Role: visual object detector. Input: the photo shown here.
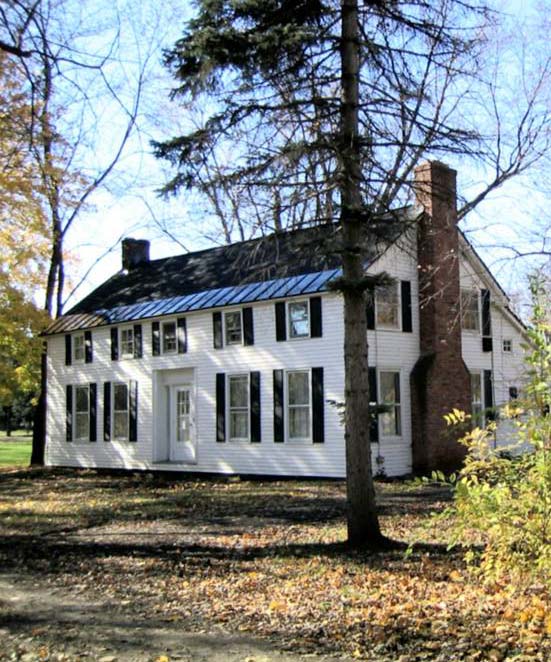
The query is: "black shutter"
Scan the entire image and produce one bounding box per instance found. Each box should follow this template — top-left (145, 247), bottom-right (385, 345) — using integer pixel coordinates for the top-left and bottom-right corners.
top-left (482, 337), bottom-right (493, 352)
top-left (401, 281), bottom-right (413, 333)
top-left (66, 385), bottom-right (73, 441)
top-left (133, 324), bottom-right (143, 358)
top-left (310, 297), bottom-right (322, 338)
top-left (213, 312), bottom-right (223, 349)
top-left (152, 321), bottom-right (161, 356)
top-left (484, 370), bottom-right (495, 421)
top-left (216, 373), bottom-right (226, 441)
top-left (275, 302), bottom-right (286, 341)
top-left (129, 380), bottom-right (138, 441)
top-left (110, 328), bottom-right (119, 361)
top-left (65, 335), bottom-right (72, 365)
top-left (366, 286), bottom-right (375, 330)
top-left (243, 307), bottom-right (254, 346)
top-left (103, 382), bottom-right (111, 441)
top-left (273, 369), bottom-right (284, 442)
top-left (311, 367), bottom-right (325, 443)
top-left (84, 331), bottom-right (93, 363)
top-left (368, 367), bottom-right (379, 443)
top-left (89, 383), bottom-right (97, 442)
top-left (250, 371), bottom-right (261, 442)
top-left (481, 289), bottom-right (492, 352)
top-left (177, 317), bottom-right (187, 353)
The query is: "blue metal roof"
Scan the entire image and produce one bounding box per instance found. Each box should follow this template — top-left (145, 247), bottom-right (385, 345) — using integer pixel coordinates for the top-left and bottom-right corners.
top-left (44, 268), bottom-right (342, 335)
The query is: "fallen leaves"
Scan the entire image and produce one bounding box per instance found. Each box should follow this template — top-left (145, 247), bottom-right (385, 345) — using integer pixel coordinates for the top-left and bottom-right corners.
top-left (0, 470), bottom-right (549, 662)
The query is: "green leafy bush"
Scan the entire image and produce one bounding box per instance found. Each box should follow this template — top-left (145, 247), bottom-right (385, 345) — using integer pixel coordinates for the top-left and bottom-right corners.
top-left (445, 276), bottom-right (550, 588)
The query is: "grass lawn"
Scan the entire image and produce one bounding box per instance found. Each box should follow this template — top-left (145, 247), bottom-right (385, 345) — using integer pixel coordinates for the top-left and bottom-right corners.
top-left (0, 470), bottom-right (548, 661)
top-left (0, 430), bottom-right (31, 467)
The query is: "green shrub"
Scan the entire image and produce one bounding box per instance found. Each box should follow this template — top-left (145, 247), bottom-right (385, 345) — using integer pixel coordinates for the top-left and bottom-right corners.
top-left (444, 276), bottom-right (550, 588)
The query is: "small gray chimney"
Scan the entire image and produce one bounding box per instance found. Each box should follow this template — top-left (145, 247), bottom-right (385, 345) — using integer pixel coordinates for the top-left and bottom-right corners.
top-left (122, 238), bottom-right (150, 270)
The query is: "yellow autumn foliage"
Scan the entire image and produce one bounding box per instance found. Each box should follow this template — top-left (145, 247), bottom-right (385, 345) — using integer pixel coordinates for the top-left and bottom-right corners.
top-left (0, 53), bottom-right (51, 405)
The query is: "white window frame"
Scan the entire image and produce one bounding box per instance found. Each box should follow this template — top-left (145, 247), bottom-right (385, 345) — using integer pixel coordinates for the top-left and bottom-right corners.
top-left (287, 300), bottom-right (311, 339)
top-left (119, 327), bottom-right (134, 359)
top-left (378, 370), bottom-right (402, 438)
top-left (470, 371), bottom-right (483, 426)
top-left (112, 382), bottom-right (130, 441)
top-left (461, 289), bottom-right (480, 333)
top-left (375, 282), bottom-right (401, 330)
top-left (224, 310), bottom-right (243, 346)
top-left (162, 320), bottom-right (178, 354)
top-left (503, 339), bottom-right (512, 353)
top-left (73, 384), bottom-right (90, 442)
top-left (73, 333), bottom-right (85, 363)
top-left (227, 373), bottom-right (250, 441)
top-left (286, 369), bottom-right (312, 442)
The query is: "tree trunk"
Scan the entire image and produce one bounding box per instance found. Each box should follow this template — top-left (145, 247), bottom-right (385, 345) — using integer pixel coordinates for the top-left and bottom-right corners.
top-left (340, 0), bottom-right (383, 546)
top-left (4, 406), bottom-right (12, 436)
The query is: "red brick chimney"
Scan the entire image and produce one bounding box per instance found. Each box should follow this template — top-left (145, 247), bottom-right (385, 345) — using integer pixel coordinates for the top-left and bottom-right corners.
top-left (410, 161), bottom-right (471, 473)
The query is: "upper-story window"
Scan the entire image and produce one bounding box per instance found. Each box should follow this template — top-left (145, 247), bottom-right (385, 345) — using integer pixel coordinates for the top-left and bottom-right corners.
top-left (288, 301), bottom-right (310, 338)
top-left (224, 311), bottom-right (243, 345)
top-left (376, 283), bottom-right (400, 329)
top-left (120, 327), bottom-right (135, 358)
top-left (73, 334), bottom-right (85, 362)
top-left (461, 289), bottom-right (480, 331)
top-left (503, 339), bottom-right (512, 353)
top-left (162, 321), bottom-right (177, 354)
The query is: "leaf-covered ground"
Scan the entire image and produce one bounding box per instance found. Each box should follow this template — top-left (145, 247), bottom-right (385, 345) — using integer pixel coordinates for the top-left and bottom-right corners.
top-left (0, 468), bottom-right (548, 661)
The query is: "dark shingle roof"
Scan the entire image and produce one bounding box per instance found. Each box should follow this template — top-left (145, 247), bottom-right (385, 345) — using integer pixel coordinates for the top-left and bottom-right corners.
top-left (45, 221), bottom-right (403, 335)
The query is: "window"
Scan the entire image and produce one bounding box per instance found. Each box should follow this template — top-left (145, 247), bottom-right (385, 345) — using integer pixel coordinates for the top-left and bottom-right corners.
top-left (120, 328), bottom-right (134, 358)
top-left (74, 385), bottom-right (89, 440)
top-left (113, 383), bottom-right (129, 440)
top-left (228, 374), bottom-right (249, 440)
top-left (379, 371), bottom-right (401, 436)
top-left (162, 321), bottom-right (177, 354)
top-left (461, 289), bottom-right (480, 331)
top-left (503, 339), bottom-right (512, 353)
top-left (287, 370), bottom-right (311, 439)
top-left (471, 372), bottom-right (482, 424)
top-left (376, 283), bottom-right (400, 329)
top-left (73, 334), bottom-right (85, 362)
top-left (288, 301), bottom-right (310, 338)
top-left (224, 311), bottom-right (242, 345)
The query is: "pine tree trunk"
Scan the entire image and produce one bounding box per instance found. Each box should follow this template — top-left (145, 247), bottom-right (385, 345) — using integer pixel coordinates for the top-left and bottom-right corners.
top-left (340, 0), bottom-right (383, 546)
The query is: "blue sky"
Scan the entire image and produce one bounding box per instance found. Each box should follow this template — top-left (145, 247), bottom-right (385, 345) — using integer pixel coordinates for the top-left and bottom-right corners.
top-left (62, 0), bottom-right (550, 315)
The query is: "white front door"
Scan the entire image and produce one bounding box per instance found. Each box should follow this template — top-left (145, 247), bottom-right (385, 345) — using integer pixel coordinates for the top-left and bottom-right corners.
top-left (170, 385), bottom-right (196, 462)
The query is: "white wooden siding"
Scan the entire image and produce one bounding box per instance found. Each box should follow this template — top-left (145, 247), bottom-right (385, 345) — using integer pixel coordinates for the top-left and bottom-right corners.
top-left (46, 232), bottom-right (526, 478)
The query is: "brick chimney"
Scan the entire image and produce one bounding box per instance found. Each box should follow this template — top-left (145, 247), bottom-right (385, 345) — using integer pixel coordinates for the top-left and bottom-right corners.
top-left (122, 238), bottom-right (150, 271)
top-left (410, 161), bottom-right (471, 473)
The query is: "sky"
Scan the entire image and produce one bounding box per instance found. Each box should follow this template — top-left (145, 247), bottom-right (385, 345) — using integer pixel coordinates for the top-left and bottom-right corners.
top-left (61, 0), bottom-right (550, 316)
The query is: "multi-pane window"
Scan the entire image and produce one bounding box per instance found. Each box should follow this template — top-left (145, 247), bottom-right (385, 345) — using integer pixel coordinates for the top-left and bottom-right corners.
top-left (228, 374), bottom-right (249, 440)
top-left (471, 372), bottom-right (482, 425)
top-left (74, 385), bottom-right (89, 440)
top-left (73, 334), bottom-right (85, 362)
top-left (224, 311), bottom-right (242, 345)
top-left (503, 339), bottom-right (512, 353)
top-left (113, 383), bottom-right (129, 440)
top-left (461, 289), bottom-right (480, 331)
top-left (120, 328), bottom-right (134, 358)
top-left (288, 301), bottom-right (310, 338)
top-left (379, 371), bottom-right (401, 436)
top-left (287, 370), bottom-right (311, 439)
top-left (376, 284), bottom-right (400, 329)
top-left (162, 321), bottom-right (177, 353)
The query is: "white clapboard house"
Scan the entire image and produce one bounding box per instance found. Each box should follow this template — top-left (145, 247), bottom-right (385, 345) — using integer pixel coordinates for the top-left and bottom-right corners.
top-left (43, 161), bottom-right (527, 477)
